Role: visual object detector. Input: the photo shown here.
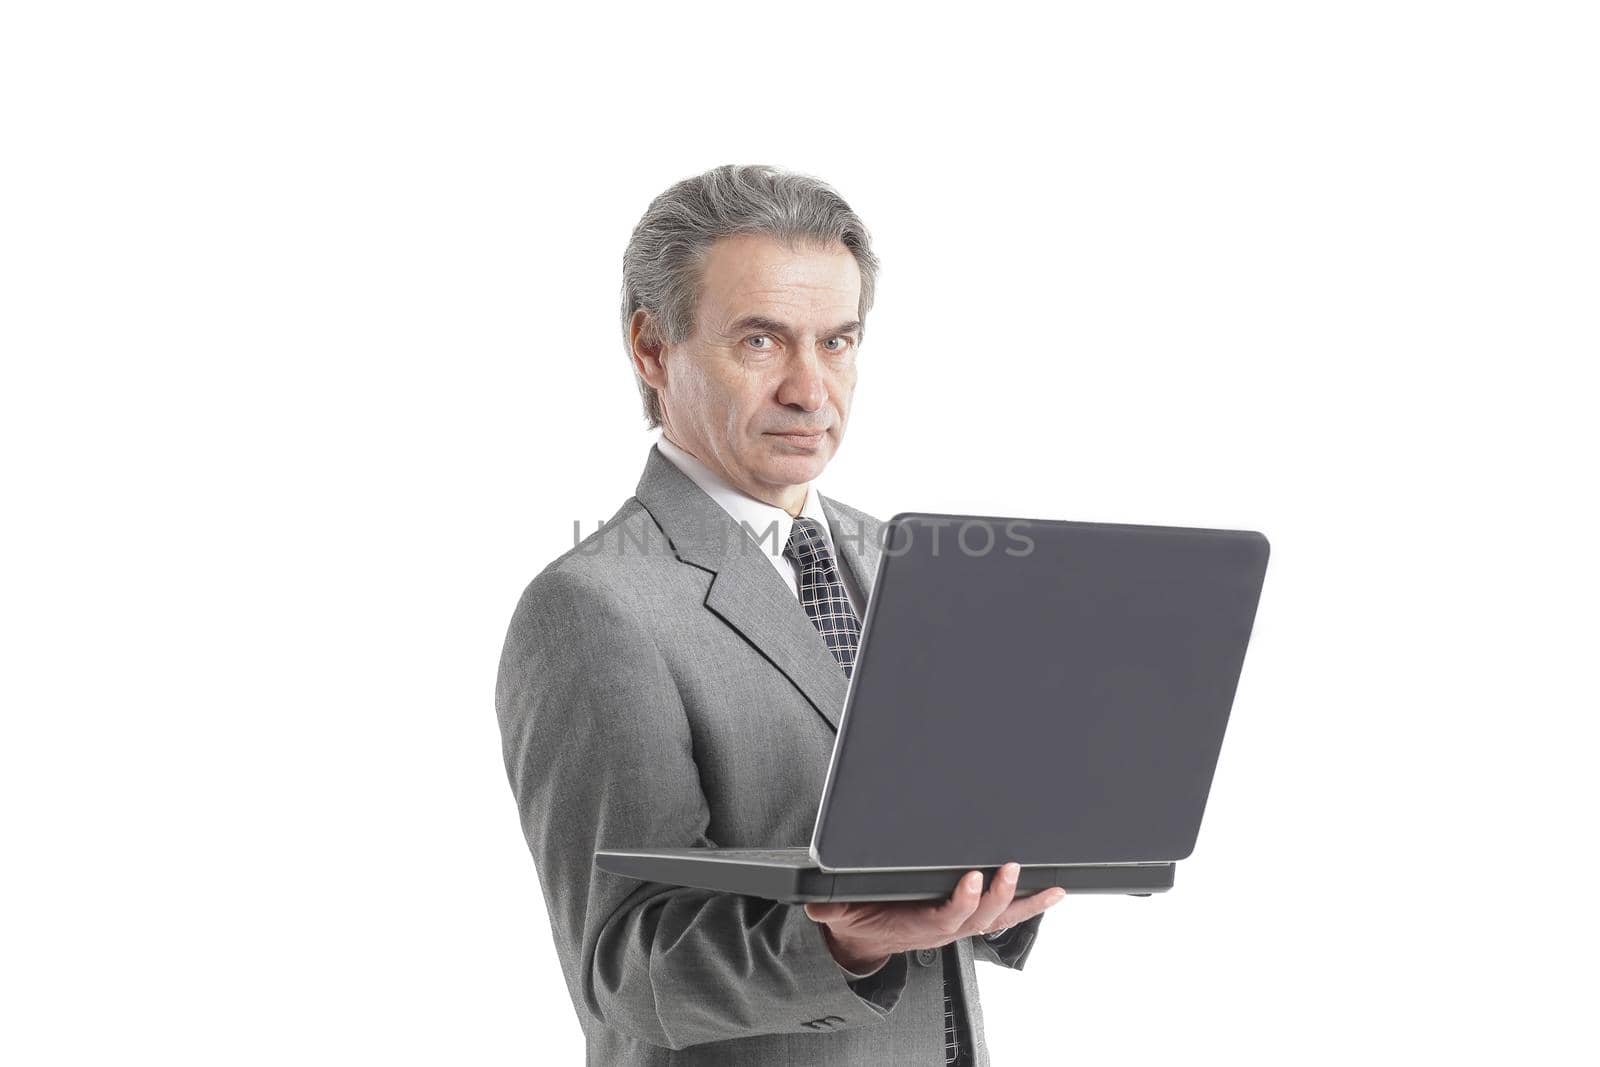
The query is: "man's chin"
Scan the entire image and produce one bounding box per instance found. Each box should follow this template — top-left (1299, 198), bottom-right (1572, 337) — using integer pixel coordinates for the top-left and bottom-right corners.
top-left (756, 445), bottom-right (831, 486)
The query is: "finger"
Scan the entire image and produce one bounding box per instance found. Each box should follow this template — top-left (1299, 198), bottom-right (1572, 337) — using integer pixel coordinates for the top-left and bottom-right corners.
top-left (930, 870), bottom-right (985, 932)
top-left (991, 886), bottom-right (1067, 929)
top-left (965, 862), bottom-right (1021, 935)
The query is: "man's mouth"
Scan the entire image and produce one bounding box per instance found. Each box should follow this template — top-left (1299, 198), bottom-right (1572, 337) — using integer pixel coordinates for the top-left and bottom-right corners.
top-left (767, 429), bottom-right (828, 447)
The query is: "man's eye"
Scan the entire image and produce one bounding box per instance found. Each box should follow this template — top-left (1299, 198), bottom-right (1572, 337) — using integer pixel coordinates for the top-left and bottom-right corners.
top-left (746, 334), bottom-right (773, 350)
top-left (824, 336), bottom-right (853, 352)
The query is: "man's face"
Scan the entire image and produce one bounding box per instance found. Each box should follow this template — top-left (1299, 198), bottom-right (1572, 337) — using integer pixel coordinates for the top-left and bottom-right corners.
top-left (647, 233), bottom-right (862, 513)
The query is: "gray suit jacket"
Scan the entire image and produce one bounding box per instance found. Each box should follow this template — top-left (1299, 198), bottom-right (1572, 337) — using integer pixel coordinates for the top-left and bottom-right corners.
top-left (496, 445), bottom-right (1045, 1065)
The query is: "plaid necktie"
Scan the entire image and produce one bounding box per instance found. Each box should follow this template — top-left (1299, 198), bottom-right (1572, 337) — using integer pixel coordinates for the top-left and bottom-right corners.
top-left (784, 517), bottom-right (968, 1064)
top-left (783, 518), bottom-right (863, 678)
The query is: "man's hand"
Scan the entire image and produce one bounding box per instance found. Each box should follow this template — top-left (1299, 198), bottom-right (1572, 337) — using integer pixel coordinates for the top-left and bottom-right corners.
top-left (803, 862), bottom-right (1066, 973)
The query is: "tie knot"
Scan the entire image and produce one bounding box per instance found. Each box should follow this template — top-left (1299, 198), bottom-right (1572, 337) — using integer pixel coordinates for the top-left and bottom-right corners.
top-left (784, 517), bottom-right (832, 568)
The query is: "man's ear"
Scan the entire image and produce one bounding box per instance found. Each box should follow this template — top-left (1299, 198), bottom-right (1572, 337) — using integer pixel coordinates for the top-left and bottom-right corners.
top-left (629, 308), bottom-right (669, 391)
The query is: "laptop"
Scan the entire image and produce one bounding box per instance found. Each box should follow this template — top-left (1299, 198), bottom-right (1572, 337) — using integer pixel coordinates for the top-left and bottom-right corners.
top-left (595, 512), bottom-right (1270, 903)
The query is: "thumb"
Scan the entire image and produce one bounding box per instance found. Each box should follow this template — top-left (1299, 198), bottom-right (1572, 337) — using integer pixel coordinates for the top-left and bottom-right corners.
top-left (804, 901), bottom-right (847, 923)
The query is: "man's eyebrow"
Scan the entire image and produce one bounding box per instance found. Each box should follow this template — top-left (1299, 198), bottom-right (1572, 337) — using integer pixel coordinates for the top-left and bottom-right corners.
top-left (728, 315), bottom-right (792, 336)
top-left (726, 316), bottom-right (863, 338)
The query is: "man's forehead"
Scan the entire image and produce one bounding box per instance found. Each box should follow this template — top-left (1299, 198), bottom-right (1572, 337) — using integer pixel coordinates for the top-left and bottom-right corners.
top-left (698, 234), bottom-right (860, 325)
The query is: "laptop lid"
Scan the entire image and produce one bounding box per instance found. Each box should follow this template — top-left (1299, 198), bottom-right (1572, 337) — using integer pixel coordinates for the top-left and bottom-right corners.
top-left (810, 513), bottom-right (1269, 871)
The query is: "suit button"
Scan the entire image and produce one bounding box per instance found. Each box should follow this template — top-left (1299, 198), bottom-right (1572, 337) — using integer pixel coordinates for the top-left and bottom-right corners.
top-left (915, 948), bottom-right (937, 966)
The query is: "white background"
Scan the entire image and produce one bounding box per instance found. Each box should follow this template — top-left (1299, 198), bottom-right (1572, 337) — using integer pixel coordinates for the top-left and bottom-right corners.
top-left (3, 2), bottom-right (1596, 1063)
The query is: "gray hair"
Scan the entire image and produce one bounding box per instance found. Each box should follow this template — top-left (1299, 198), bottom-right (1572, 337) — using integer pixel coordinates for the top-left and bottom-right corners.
top-left (620, 164), bottom-right (880, 429)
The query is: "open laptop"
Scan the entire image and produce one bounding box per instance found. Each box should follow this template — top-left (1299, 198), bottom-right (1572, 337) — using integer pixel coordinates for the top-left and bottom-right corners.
top-left (595, 512), bottom-right (1270, 903)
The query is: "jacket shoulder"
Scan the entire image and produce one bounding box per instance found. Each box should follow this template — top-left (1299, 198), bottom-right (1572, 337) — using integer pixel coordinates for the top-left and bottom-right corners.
top-left (503, 494), bottom-right (687, 634)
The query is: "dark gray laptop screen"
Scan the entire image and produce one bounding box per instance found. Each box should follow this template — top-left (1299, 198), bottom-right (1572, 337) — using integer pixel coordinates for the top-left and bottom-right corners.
top-left (811, 514), bottom-right (1269, 870)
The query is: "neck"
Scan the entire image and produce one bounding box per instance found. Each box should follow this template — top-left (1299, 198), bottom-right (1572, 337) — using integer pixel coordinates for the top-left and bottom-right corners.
top-left (774, 487), bottom-right (807, 517)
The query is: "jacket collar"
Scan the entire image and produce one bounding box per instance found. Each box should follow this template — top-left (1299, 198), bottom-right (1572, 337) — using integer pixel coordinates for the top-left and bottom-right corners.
top-left (633, 443), bottom-right (881, 732)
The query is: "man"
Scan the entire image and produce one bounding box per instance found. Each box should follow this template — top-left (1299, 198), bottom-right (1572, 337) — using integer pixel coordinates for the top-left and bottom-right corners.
top-left (496, 164), bottom-right (1065, 1065)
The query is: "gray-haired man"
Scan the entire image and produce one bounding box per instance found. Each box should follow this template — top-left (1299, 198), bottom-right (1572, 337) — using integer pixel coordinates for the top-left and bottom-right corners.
top-left (496, 164), bottom-right (1064, 1065)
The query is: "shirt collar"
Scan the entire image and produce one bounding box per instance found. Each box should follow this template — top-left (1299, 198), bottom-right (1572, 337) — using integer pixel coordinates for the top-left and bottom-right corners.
top-left (653, 432), bottom-right (833, 560)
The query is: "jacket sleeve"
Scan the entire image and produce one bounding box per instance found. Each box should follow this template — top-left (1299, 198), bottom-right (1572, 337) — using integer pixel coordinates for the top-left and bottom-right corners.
top-left (495, 566), bottom-right (908, 1051)
top-left (970, 913), bottom-right (1045, 970)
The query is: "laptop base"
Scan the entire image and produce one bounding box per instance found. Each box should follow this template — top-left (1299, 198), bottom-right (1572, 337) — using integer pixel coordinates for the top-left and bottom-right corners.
top-left (594, 847), bottom-right (1176, 903)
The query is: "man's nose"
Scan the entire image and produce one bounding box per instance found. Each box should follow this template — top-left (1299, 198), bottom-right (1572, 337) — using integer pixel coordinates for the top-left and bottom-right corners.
top-left (775, 351), bottom-right (827, 412)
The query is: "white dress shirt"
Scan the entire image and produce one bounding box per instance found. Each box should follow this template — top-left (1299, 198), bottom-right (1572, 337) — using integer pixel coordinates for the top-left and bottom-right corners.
top-left (653, 433), bottom-right (865, 619)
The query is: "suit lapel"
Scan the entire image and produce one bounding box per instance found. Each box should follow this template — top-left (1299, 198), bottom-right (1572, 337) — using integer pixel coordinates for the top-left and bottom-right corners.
top-left (634, 445), bottom-right (856, 732)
